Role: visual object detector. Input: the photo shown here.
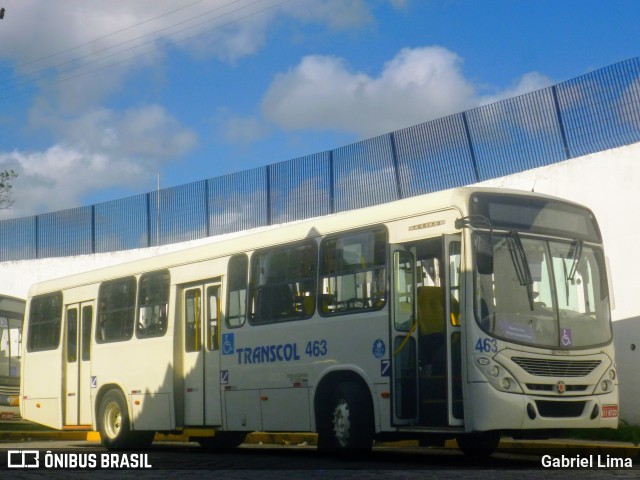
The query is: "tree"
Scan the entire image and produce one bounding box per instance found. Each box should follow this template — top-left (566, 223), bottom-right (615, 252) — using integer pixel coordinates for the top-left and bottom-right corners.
top-left (0, 170), bottom-right (18, 209)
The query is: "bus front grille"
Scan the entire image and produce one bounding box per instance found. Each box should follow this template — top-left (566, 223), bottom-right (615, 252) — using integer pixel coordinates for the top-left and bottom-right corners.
top-left (535, 400), bottom-right (587, 418)
top-left (512, 357), bottom-right (601, 377)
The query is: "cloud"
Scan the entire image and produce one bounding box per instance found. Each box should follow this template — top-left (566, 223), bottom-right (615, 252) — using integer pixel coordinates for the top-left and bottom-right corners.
top-left (0, 0), bottom-right (381, 109)
top-left (282, 0), bottom-right (374, 29)
top-left (215, 108), bottom-right (271, 144)
top-left (0, 105), bottom-right (197, 219)
top-left (261, 46), bottom-right (553, 138)
top-left (480, 71), bottom-right (554, 105)
top-left (261, 47), bottom-right (477, 137)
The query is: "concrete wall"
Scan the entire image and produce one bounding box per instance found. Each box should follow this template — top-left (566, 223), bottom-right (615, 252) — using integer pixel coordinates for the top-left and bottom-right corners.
top-left (2, 141), bottom-right (639, 423)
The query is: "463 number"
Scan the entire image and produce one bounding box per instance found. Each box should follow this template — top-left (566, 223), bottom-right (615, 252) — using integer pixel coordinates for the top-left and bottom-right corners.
top-left (475, 337), bottom-right (498, 353)
top-left (305, 340), bottom-right (328, 357)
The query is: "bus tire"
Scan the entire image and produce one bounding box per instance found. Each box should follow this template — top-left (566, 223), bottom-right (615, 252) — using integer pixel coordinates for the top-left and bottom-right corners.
top-left (319, 382), bottom-right (373, 451)
top-left (98, 389), bottom-right (154, 450)
top-left (456, 431), bottom-right (501, 457)
top-left (197, 432), bottom-right (246, 449)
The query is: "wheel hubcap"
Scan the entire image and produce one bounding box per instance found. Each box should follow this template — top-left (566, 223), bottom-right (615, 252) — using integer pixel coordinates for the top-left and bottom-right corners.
top-left (104, 401), bottom-right (122, 439)
top-left (332, 399), bottom-right (351, 447)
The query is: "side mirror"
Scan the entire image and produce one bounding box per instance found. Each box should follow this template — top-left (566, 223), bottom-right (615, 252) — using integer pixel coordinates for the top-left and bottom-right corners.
top-left (476, 235), bottom-right (494, 275)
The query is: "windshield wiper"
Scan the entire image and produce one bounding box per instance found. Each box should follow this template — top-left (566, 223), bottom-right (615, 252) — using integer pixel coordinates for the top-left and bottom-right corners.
top-left (507, 231), bottom-right (535, 311)
top-left (567, 240), bottom-right (583, 281)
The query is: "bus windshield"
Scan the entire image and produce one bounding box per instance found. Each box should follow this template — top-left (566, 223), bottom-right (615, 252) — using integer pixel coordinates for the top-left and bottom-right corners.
top-left (475, 232), bottom-right (611, 349)
top-left (0, 316), bottom-right (22, 384)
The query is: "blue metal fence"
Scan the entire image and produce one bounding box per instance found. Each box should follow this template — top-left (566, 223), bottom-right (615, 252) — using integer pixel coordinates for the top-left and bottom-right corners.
top-left (1, 57), bottom-right (639, 261)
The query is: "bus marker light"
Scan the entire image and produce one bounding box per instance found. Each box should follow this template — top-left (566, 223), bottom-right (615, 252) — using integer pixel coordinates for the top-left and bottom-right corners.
top-left (135, 400), bottom-right (140, 406)
top-left (260, 396), bottom-right (268, 401)
top-left (381, 392), bottom-right (390, 399)
top-left (36, 403), bottom-right (40, 408)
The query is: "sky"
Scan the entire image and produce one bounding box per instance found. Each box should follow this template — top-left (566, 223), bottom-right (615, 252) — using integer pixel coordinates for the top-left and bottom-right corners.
top-left (0, 0), bottom-right (638, 220)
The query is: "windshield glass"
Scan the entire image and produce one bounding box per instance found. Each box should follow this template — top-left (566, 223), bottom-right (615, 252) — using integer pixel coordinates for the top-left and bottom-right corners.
top-left (0, 316), bottom-right (22, 380)
top-left (475, 232), bottom-right (611, 349)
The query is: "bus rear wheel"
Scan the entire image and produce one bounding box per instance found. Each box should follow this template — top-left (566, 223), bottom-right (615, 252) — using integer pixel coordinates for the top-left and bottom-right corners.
top-left (98, 389), bottom-right (154, 449)
top-left (318, 382), bottom-right (373, 451)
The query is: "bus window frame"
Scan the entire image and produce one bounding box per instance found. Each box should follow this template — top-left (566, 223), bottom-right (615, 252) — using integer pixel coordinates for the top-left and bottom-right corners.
top-left (96, 276), bottom-right (137, 344)
top-left (135, 269), bottom-right (170, 340)
top-left (318, 225), bottom-right (388, 318)
top-left (248, 239), bottom-right (318, 326)
top-left (226, 254), bottom-right (249, 329)
top-left (26, 291), bottom-right (63, 353)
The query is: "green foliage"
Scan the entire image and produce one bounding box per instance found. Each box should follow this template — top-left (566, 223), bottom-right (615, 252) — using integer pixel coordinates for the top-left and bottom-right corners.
top-left (566, 420), bottom-right (640, 446)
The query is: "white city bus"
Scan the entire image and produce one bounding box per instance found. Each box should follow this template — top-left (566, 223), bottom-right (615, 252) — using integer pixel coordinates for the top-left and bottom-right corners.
top-left (0, 295), bottom-right (25, 423)
top-left (20, 187), bottom-right (617, 454)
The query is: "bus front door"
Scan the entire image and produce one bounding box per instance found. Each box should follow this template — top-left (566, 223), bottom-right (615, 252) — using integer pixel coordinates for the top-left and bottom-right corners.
top-left (63, 302), bottom-right (93, 427)
top-left (390, 246), bottom-right (419, 425)
top-left (391, 236), bottom-right (464, 428)
top-left (182, 282), bottom-right (222, 426)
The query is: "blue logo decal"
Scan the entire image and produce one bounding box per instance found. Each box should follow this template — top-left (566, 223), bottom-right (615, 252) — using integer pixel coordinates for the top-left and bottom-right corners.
top-left (222, 333), bottom-right (235, 355)
top-left (372, 339), bottom-right (386, 359)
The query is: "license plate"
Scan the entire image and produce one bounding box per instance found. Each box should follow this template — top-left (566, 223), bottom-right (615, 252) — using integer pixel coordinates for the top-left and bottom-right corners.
top-left (602, 404), bottom-right (618, 418)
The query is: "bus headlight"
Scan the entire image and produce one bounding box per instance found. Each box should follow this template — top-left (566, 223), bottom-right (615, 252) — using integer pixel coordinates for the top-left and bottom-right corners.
top-left (601, 381), bottom-right (609, 392)
top-left (474, 356), bottom-right (522, 393)
top-left (608, 369), bottom-right (616, 381)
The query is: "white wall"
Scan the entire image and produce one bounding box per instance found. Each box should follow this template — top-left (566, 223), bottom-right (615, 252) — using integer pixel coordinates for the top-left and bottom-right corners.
top-left (2, 141), bottom-right (639, 423)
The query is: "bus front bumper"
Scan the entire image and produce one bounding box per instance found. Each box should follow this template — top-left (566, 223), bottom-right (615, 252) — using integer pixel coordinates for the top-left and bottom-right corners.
top-left (466, 382), bottom-right (619, 432)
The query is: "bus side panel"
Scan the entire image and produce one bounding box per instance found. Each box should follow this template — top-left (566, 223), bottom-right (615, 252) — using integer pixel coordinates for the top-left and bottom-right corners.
top-left (92, 335), bottom-right (175, 432)
top-left (131, 393), bottom-right (173, 430)
top-left (21, 350), bottom-right (63, 429)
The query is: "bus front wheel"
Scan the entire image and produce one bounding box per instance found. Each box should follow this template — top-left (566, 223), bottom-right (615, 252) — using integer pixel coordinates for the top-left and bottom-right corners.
top-left (98, 389), bottom-right (154, 449)
top-left (319, 382), bottom-right (373, 451)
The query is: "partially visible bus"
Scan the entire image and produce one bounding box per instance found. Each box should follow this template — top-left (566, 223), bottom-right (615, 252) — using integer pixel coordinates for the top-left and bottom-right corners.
top-left (20, 187), bottom-right (617, 454)
top-left (0, 295), bottom-right (25, 423)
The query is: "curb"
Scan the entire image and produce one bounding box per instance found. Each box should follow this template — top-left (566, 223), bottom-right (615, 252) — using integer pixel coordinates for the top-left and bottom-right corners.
top-left (1, 429), bottom-right (639, 456)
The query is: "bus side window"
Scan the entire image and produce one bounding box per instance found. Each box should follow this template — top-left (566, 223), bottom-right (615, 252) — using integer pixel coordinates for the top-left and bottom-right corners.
top-left (97, 277), bottom-right (136, 343)
top-left (227, 255), bottom-right (248, 328)
top-left (319, 228), bottom-right (387, 315)
top-left (136, 270), bottom-right (170, 339)
top-left (249, 241), bottom-right (317, 325)
top-left (27, 292), bottom-right (62, 352)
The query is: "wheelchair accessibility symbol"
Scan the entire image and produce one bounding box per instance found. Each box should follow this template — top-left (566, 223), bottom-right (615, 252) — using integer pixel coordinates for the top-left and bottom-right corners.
top-left (222, 333), bottom-right (235, 355)
top-left (561, 328), bottom-right (573, 347)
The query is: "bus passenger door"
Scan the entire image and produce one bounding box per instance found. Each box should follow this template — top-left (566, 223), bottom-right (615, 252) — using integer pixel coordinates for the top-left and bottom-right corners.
top-left (182, 282), bottom-right (222, 426)
top-left (444, 235), bottom-right (464, 426)
top-left (390, 246), bottom-right (419, 425)
top-left (63, 302), bottom-right (93, 427)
